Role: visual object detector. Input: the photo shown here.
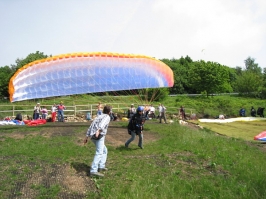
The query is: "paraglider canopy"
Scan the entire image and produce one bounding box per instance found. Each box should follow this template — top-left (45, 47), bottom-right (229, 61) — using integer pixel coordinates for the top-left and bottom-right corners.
top-left (254, 131), bottom-right (266, 141)
top-left (9, 52), bottom-right (174, 102)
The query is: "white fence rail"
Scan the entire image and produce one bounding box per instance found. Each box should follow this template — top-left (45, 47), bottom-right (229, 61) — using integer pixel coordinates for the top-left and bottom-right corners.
top-left (0, 104), bottom-right (195, 118)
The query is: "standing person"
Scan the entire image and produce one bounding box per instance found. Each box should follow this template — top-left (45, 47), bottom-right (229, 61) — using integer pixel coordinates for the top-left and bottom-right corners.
top-left (239, 107), bottom-right (246, 117)
top-left (251, 106), bottom-right (256, 117)
top-left (97, 102), bottom-right (103, 116)
top-left (179, 105), bottom-right (186, 120)
top-left (125, 106), bottom-right (146, 149)
top-left (57, 101), bottom-right (66, 122)
top-left (159, 104), bottom-right (167, 123)
top-left (149, 104), bottom-right (156, 119)
top-left (83, 105), bottom-right (111, 177)
top-left (144, 105), bottom-right (150, 120)
top-left (33, 103), bottom-right (41, 120)
top-left (127, 104), bottom-right (136, 118)
top-left (51, 104), bottom-right (57, 122)
top-left (41, 106), bottom-right (48, 120)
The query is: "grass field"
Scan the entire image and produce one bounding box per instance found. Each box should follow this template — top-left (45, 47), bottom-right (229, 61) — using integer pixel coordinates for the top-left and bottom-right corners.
top-left (0, 120), bottom-right (266, 199)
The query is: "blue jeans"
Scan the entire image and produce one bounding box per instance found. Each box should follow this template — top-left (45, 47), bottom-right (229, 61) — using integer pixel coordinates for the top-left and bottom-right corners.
top-left (125, 130), bottom-right (143, 148)
top-left (90, 137), bottom-right (108, 173)
top-left (57, 110), bottom-right (64, 122)
top-left (33, 113), bottom-right (39, 120)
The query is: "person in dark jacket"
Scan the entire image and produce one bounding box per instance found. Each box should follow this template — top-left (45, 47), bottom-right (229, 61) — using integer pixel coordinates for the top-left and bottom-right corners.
top-left (251, 106), bottom-right (256, 117)
top-left (125, 106), bottom-right (146, 149)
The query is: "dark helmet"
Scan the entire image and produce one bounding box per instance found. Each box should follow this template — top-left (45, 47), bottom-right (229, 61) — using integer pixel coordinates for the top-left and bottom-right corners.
top-left (137, 106), bottom-right (144, 112)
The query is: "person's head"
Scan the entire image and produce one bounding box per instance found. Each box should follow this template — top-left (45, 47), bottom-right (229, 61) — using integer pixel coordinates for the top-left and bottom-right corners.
top-left (137, 106), bottom-right (144, 114)
top-left (60, 101), bottom-right (63, 104)
top-left (37, 103), bottom-right (40, 106)
top-left (131, 104), bottom-right (134, 107)
top-left (103, 105), bottom-right (111, 114)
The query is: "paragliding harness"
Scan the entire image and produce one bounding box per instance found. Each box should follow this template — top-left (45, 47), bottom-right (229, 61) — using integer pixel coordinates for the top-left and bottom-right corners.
top-left (127, 113), bottom-right (145, 135)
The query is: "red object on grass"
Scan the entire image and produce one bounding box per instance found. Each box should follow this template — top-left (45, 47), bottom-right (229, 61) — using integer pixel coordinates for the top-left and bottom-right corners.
top-left (254, 131), bottom-right (266, 141)
top-left (26, 119), bottom-right (47, 126)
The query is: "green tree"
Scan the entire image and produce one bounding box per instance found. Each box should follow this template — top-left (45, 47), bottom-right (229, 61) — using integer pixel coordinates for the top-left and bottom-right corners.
top-left (188, 61), bottom-right (232, 96)
top-left (235, 71), bottom-right (262, 96)
top-left (139, 88), bottom-right (169, 102)
top-left (161, 56), bottom-right (194, 94)
top-left (244, 57), bottom-right (262, 75)
top-left (0, 66), bottom-right (13, 97)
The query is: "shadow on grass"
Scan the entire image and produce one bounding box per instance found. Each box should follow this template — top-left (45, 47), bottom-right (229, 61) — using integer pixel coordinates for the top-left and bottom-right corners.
top-left (70, 162), bottom-right (91, 176)
top-left (116, 146), bottom-right (142, 151)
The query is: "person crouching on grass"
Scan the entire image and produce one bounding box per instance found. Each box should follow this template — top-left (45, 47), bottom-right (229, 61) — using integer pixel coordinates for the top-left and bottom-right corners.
top-left (83, 105), bottom-right (111, 177)
top-left (125, 106), bottom-right (146, 149)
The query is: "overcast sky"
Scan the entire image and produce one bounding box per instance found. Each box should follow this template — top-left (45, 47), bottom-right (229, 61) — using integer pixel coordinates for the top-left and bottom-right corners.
top-left (1, 0), bottom-right (265, 69)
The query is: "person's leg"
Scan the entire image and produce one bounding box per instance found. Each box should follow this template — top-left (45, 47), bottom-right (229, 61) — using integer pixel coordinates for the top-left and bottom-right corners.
top-left (98, 145), bottom-right (108, 169)
top-left (138, 133), bottom-right (143, 149)
top-left (125, 131), bottom-right (136, 147)
top-left (163, 113), bottom-right (167, 123)
top-left (52, 112), bottom-right (55, 122)
top-left (61, 111), bottom-right (64, 122)
top-left (57, 111), bottom-right (60, 122)
top-left (90, 138), bottom-right (105, 173)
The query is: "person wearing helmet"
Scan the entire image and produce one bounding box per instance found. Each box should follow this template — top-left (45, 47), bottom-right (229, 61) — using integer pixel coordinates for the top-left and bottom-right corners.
top-left (125, 106), bottom-right (146, 149)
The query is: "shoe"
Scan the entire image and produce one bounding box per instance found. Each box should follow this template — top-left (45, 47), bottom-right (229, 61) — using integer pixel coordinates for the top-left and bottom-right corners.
top-left (98, 168), bottom-right (108, 172)
top-left (125, 143), bottom-right (128, 148)
top-left (138, 145), bottom-right (143, 149)
top-left (90, 172), bottom-right (104, 177)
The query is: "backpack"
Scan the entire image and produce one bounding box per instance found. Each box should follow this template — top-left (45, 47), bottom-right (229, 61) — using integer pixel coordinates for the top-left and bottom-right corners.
top-left (127, 117), bottom-right (136, 134)
top-left (127, 114), bottom-right (145, 135)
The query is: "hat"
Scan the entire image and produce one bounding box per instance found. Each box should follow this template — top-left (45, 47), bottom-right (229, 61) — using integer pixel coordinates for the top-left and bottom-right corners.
top-left (60, 101), bottom-right (63, 103)
top-left (37, 102), bottom-right (40, 105)
top-left (131, 104), bottom-right (134, 106)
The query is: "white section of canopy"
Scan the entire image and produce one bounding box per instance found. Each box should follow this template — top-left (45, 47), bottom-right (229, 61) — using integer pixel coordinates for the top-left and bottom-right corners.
top-left (199, 117), bottom-right (266, 123)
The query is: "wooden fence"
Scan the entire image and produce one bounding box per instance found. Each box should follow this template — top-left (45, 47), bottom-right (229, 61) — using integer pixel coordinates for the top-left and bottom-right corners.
top-left (0, 103), bottom-right (195, 118)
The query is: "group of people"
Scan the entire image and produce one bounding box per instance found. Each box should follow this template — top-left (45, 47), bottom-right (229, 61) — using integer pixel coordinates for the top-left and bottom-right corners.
top-left (239, 106), bottom-right (265, 117)
top-left (250, 106), bottom-right (264, 117)
top-left (84, 103), bottom-right (188, 178)
top-left (127, 103), bottom-right (168, 123)
top-left (33, 101), bottom-right (66, 122)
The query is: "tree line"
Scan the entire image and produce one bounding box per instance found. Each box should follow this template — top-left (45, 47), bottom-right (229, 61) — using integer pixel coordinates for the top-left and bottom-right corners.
top-left (0, 51), bottom-right (265, 100)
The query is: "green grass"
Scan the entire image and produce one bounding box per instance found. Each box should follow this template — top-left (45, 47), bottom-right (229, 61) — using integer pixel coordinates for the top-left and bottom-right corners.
top-left (195, 120), bottom-right (266, 141)
top-left (1, 121), bottom-right (266, 199)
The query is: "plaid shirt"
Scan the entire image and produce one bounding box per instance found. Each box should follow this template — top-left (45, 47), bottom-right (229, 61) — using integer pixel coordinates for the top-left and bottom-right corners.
top-left (86, 114), bottom-right (110, 137)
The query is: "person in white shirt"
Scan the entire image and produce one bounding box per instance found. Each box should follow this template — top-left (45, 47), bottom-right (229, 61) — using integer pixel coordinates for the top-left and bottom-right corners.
top-left (158, 104), bottom-right (167, 124)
